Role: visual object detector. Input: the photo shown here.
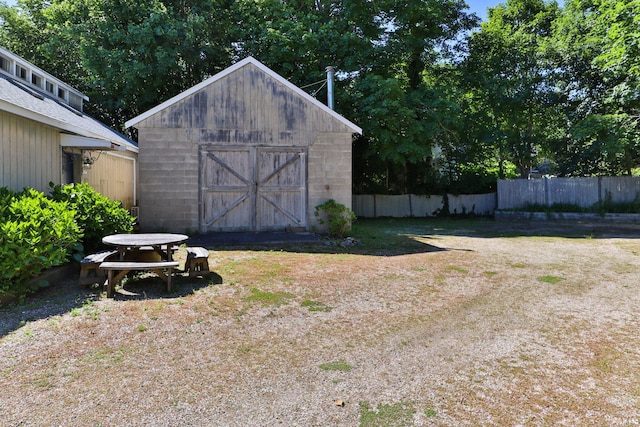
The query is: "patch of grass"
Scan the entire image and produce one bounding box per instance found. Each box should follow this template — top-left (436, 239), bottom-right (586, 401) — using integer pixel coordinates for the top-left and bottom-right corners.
top-left (301, 300), bottom-right (332, 312)
top-left (136, 325), bottom-right (147, 332)
top-left (32, 372), bottom-right (55, 389)
top-left (424, 408), bottom-right (437, 417)
top-left (537, 275), bottom-right (564, 284)
top-left (319, 359), bottom-right (352, 372)
top-left (243, 288), bottom-right (294, 306)
top-left (447, 266), bottom-right (468, 274)
top-left (359, 401), bottom-right (416, 426)
top-left (484, 271), bottom-right (498, 276)
top-left (83, 347), bottom-right (127, 367)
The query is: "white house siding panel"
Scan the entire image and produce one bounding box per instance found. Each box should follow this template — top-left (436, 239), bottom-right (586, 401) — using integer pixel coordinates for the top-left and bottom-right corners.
top-left (85, 151), bottom-right (137, 209)
top-left (0, 110), bottom-right (61, 192)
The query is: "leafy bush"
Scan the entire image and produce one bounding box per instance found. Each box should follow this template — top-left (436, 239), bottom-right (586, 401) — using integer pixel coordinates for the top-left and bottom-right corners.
top-left (0, 188), bottom-right (81, 299)
top-left (50, 183), bottom-right (134, 252)
top-left (314, 199), bottom-right (356, 238)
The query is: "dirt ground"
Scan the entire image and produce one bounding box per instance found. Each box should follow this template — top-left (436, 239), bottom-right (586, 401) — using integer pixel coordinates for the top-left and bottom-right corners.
top-left (2, 219), bottom-right (640, 426)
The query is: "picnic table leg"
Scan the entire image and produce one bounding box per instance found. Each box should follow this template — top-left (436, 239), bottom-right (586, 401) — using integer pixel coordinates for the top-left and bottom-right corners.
top-left (105, 269), bottom-right (130, 297)
top-left (106, 270), bottom-right (114, 298)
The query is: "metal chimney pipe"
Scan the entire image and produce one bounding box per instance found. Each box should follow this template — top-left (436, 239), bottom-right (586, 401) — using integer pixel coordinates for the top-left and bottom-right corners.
top-left (325, 66), bottom-right (335, 109)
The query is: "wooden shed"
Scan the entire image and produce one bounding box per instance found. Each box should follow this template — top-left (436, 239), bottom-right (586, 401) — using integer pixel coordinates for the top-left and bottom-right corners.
top-left (126, 57), bottom-right (362, 233)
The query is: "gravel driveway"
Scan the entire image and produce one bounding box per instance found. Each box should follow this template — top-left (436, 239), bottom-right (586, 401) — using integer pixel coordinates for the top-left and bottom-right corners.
top-left (2, 219), bottom-right (640, 426)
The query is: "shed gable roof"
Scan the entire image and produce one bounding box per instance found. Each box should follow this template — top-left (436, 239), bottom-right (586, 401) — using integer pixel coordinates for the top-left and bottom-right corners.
top-left (125, 57), bottom-right (362, 134)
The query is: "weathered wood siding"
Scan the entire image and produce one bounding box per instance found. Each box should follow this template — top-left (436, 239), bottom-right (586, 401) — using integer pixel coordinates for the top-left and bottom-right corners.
top-left (135, 62), bottom-right (354, 233)
top-left (0, 110), bottom-right (61, 192)
top-left (84, 151), bottom-right (137, 209)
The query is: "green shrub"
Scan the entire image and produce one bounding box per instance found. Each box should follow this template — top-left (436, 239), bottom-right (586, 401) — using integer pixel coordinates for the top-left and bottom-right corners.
top-left (314, 199), bottom-right (356, 238)
top-left (50, 183), bottom-right (134, 252)
top-left (0, 188), bottom-right (81, 299)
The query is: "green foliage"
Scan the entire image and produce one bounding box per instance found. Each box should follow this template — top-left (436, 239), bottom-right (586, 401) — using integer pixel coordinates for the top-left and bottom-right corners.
top-left (463, 0), bottom-right (562, 179)
top-left (314, 199), bottom-right (356, 238)
top-left (0, 188), bottom-right (81, 299)
top-left (0, 0), bottom-right (236, 128)
top-left (551, 0), bottom-right (640, 176)
top-left (49, 183), bottom-right (134, 253)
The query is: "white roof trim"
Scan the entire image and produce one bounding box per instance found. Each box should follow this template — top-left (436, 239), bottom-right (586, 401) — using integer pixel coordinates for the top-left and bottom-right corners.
top-left (125, 56), bottom-right (362, 134)
top-left (60, 133), bottom-right (125, 150)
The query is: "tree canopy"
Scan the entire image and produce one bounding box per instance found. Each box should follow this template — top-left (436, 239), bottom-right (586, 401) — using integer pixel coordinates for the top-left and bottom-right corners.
top-left (1, 0), bottom-right (638, 193)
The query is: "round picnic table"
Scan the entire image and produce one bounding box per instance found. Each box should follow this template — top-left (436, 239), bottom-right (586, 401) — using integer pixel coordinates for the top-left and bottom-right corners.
top-left (102, 233), bottom-right (188, 261)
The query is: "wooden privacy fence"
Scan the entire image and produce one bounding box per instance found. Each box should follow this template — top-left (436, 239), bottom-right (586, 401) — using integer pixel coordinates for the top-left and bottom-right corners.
top-left (353, 177), bottom-right (640, 218)
top-left (497, 176), bottom-right (640, 210)
top-left (352, 193), bottom-right (496, 218)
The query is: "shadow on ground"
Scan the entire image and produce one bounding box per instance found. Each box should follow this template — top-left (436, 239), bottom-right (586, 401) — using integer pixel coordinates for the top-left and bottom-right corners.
top-left (0, 270), bottom-right (222, 338)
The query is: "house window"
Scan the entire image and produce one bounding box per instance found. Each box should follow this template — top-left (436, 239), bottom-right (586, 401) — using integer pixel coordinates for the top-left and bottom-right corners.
top-left (16, 64), bottom-right (27, 80)
top-left (31, 73), bottom-right (42, 88)
top-left (46, 81), bottom-right (55, 94)
top-left (0, 55), bottom-right (9, 73)
top-left (58, 87), bottom-right (66, 100)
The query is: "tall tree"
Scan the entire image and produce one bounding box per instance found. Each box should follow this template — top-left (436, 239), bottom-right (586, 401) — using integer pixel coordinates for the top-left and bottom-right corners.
top-left (0, 0), bottom-right (85, 88)
top-left (234, 0), bottom-right (477, 193)
top-left (351, 0), bottom-right (477, 193)
top-left (551, 0), bottom-right (640, 175)
top-left (463, 0), bottom-right (561, 178)
top-left (0, 0), bottom-right (236, 129)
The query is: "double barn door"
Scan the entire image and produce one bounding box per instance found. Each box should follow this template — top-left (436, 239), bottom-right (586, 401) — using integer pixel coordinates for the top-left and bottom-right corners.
top-left (200, 147), bottom-right (307, 231)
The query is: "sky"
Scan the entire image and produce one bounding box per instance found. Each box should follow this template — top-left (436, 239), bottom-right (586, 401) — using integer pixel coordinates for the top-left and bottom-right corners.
top-left (468, 0), bottom-right (505, 22)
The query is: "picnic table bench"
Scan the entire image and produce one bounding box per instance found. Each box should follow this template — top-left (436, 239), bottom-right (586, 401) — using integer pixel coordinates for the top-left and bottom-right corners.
top-left (99, 261), bottom-right (179, 298)
top-left (79, 250), bottom-right (118, 285)
top-left (185, 246), bottom-right (210, 277)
